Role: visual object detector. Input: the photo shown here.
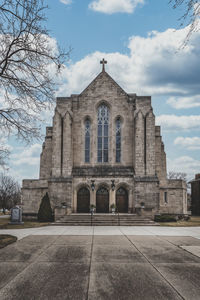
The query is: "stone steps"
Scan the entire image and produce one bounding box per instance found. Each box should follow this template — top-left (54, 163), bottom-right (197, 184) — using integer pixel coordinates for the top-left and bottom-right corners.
top-left (54, 214), bottom-right (159, 226)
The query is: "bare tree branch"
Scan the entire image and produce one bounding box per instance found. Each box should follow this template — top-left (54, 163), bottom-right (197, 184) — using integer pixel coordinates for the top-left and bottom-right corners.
top-left (170, 0), bottom-right (200, 43)
top-left (168, 171), bottom-right (187, 180)
top-left (0, 0), bottom-right (69, 145)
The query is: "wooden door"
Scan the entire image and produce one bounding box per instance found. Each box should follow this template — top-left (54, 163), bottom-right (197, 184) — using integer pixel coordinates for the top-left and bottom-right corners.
top-left (96, 187), bottom-right (109, 213)
top-left (116, 187), bottom-right (128, 213)
top-left (77, 187), bottom-right (90, 213)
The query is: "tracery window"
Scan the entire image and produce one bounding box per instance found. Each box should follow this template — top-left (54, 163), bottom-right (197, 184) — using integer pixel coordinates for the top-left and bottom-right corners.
top-left (97, 104), bottom-right (109, 163)
top-left (85, 119), bottom-right (90, 163)
top-left (116, 118), bottom-right (121, 163)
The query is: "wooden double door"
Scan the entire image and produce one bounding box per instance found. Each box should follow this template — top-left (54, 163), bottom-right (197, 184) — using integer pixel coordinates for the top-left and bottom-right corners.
top-left (77, 187), bottom-right (90, 213)
top-left (116, 187), bottom-right (128, 213)
top-left (96, 187), bottom-right (109, 213)
top-left (77, 186), bottom-right (128, 214)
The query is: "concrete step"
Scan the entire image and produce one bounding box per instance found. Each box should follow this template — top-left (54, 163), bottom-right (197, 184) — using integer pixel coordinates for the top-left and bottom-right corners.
top-left (54, 213), bottom-right (158, 226)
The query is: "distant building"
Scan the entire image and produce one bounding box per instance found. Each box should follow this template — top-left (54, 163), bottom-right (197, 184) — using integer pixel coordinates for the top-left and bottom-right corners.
top-left (190, 174), bottom-right (200, 215)
top-left (21, 60), bottom-right (187, 219)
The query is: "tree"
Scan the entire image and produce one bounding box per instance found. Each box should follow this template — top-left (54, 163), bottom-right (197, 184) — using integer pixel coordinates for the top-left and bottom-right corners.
top-left (38, 192), bottom-right (53, 222)
top-left (0, 0), bottom-right (69, 148)
top-left (0, 173), bottom-right (21, 213)
top-left (0, 147), bottom-right (9, 169)
top-left (168, 171), bottom-right (187, 180)
top-left (170, 0), bottom-right (200, 41)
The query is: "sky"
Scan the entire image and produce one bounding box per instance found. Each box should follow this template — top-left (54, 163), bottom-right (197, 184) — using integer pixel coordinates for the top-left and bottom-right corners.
top-left (2, 0), bottom-right (200, 183)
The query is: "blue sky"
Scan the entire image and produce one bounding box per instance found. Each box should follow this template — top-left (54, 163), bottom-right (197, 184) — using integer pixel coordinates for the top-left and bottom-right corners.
top-left (2, 0), bottom-right (200, 182)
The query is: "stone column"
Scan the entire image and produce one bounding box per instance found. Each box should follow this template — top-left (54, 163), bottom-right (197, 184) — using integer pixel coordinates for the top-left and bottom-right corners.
top-left (52, 110), bottom-right (62, 177)
top-left (62, 112), bottom-right (73, 177)
top-left (110, 189), bottom-right (115, 209)
top-left (128, 187), bottom-right (134, 213)
top-left (91, 190), bottom-right (96, 206)
top-left (145, 109), bottom-right (156, 176)
top-left (134, 110), bottom-right (145, 176)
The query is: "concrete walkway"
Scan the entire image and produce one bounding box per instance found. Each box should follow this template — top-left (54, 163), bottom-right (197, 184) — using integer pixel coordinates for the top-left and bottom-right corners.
top-left (0, 234), bottom-right (200, 299)
top-left (1, 225), bottom-right (200, 240)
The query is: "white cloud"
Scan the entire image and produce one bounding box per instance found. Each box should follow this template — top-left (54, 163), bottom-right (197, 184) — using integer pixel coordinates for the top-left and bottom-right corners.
top-left (57, 26), bottom-right (200, 97)
top-left (156, 115), bottom-right (200, 131)
top-left (89, 0), bottom-right (144, 14)
top-left (174, 137), bottom-right (200, 150)
top-left (167, 95), bottom-right (200, 109)
top-left (11, 144), bottom-right (41, 166)
top-left (60, 0), bottom-right (72, 5)
top-left (168, 156), bottom-right (200, 179)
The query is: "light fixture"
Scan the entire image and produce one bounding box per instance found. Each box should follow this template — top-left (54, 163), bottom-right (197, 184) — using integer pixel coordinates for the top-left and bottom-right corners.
top-left (111, 180), bottom-right (115, 191)
top-left (91, 180), bottom-right (95, 191)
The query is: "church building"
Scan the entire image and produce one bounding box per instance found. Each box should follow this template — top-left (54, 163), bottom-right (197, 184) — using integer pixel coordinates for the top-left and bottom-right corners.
top-left (22, 60), bottom-right (187, 219)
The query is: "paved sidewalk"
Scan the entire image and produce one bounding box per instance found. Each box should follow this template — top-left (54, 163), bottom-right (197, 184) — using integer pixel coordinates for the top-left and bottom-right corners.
top-left (1, 225), bottom-right (200, 240)
top-left (0, 234), bottom-right (200, 299)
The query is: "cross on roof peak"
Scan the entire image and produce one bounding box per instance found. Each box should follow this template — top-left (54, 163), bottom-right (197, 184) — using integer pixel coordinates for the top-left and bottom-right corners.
top-left (100, 58), bottom-right (107, 72)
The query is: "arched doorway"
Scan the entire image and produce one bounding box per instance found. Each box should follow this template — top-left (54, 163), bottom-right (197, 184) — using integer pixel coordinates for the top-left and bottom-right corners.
top-left (116, 187), bottom-right (128, 213)
top-left (96, 187), bottom-right (109, 213)
top-left (77, 187), bottom-right (90, 213)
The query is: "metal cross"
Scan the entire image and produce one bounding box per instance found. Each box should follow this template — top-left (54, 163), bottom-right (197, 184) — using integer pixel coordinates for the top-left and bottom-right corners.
top-left (100, 58), bottom-right (107, 72)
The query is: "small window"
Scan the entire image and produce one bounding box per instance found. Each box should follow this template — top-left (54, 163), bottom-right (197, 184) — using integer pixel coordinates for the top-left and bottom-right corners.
top-left (164, 191), bottom-right (168, 204)
top-left (85, 119), bottom-right (90, 163)
top-left (116, 118), bottom-right (121, 163)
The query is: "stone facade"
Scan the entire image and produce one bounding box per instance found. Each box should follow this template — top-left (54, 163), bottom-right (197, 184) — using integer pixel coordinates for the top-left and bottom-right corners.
top-left (21, 64), bottom-right (187, 217)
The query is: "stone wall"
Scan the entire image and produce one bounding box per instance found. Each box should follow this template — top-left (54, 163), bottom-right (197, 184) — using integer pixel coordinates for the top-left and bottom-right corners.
top-left (134, 177), bottom-right (159, 211)
top-left (72, 72), bottom-right (134, 167)
top-left (48, 178), bottom-right (72, 209)
top-left (159, 180), bottom-right (187, 214)
top-left (40, 127), bottom-right (53, 179)
top-left (21, 179), bottom-right (48, 214)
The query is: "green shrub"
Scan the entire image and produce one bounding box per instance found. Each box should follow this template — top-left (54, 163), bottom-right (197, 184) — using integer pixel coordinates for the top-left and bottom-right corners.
top-left (154, 214), bottom-right (177, 222)
top-left (38, 193), bottom-right (53, 222)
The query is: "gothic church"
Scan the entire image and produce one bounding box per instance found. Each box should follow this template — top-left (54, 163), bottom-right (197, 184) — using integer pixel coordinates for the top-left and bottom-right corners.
top-left (22, 60), bottom-right (187, 218)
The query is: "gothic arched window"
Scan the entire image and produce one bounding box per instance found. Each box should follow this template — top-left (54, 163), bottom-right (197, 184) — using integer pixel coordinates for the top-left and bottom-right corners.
top-left (85, 119), bottom-right (90, 163)
top-left (116, 118), bottom-right (121, 163)
top-left (97, 104), bottom-right (109, 163)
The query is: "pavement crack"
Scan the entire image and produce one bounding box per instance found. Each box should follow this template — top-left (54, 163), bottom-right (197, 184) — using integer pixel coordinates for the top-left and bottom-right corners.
top-left (123, 234), bottom-right (185, 300)
top-left (86, 226), bottom-right (94, 300)
top-left (0, 235), bottom-right (60, 292)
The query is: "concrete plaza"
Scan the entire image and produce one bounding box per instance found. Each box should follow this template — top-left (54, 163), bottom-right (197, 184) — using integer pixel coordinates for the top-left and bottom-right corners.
top-left (0, 226), bottom-right (200, 299)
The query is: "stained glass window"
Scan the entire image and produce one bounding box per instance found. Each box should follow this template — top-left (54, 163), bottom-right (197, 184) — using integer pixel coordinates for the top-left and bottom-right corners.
top-left (116, 118), bottom-right (121, 163)
top-left (97, 104), bottom-right (109, 163)
top-left (85, 119), bottom-right (90, 163)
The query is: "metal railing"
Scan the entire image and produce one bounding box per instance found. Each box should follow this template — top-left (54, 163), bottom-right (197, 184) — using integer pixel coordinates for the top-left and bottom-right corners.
top-left (116, 208), bottom-right (120, 226)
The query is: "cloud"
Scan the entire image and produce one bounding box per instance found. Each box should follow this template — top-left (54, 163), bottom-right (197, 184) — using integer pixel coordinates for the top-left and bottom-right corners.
top-left (57, 26), bottom-right (200, 98)
top-left (174, 137), bottom-right (200, 150)
top-left (11, 144), bottom-right (41, 166)
top-left (156, 115), bottom-right (200, 131)
top-left (88, 0), bottom-right (144, 14)
top-left (60, 0), bottom-right (72, 5)
top-left (168, 156), bottom-right (200, 179)
top-left (167, 95), bottom-right (200, 109)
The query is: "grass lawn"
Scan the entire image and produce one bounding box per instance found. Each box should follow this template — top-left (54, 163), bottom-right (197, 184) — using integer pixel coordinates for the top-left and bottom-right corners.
top-left (0, 216), bottom-right (50, 229)
top-left (0, 234), bottom-right (17, 248)
top-left (159, 216), bottom-right (200, 227)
